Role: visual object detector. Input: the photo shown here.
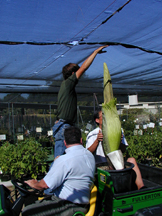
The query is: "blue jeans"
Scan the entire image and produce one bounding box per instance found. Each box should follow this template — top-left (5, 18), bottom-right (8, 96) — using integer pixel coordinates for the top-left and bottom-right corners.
top-left (52, 120), bottom-right (71, 158)
top-left (45, 121), bottom-right (70, 196)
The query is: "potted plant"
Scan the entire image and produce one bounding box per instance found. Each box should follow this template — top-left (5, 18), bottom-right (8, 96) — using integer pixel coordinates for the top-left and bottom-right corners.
top-left (0, 138), bottom-right (49, 180)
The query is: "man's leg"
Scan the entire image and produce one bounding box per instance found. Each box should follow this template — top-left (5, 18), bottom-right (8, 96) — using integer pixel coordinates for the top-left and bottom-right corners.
top-left (127, 157), bottom-right (145, 190)
top-left (22, 196), bottom-right (87, 216)
top-left (54, 139), bottom-right (65, 158)
top-left (54, 123), bottom-right (71, 158)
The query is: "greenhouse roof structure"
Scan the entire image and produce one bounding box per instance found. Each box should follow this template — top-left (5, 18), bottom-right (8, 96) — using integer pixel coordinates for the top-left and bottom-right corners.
top-left (0, 0), bottom-right (162, 103)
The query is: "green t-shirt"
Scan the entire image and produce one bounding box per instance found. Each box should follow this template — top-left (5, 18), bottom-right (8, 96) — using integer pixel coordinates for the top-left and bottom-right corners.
top-left (57, 73), bottom-right (78, 123)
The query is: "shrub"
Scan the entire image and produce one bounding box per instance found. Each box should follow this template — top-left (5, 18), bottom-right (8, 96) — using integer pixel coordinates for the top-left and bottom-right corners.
top-left (125, 128), bottom-right (162, 166)
top-left (0, 138), bottom-right (49, 179)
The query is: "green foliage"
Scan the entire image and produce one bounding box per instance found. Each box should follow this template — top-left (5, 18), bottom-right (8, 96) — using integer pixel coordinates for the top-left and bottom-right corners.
top-left (0, 138), bottom-right (49, 179)
top-left (125, 128), bottom-right (162, 166)
top-left (77, 100), bottom-right (94, 127)
top-left (81, 131), bottom-right (87, 148)
top-left (122, 108), bottom-right (144, 116)
top-left (38, 136), bottom-right (50, 142)
top-left (0, 142), bottom-right (14, 175)
top-left (121, 108), bottom-right (150, 126)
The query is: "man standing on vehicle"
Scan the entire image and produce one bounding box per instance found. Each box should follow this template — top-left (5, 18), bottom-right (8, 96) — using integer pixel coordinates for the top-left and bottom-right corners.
top-left (53, 45), bottom-right (108, 158)
top-left (25, 126), bottom-right (95, 215)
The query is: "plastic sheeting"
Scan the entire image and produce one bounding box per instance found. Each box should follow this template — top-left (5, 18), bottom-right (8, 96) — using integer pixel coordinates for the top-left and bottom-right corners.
top-left (0, 0), bottom-right (162, 101)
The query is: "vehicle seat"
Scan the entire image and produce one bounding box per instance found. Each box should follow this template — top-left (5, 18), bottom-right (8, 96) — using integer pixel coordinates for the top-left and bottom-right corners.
top-left (85, 185), bottom-right (97, 216)
top-left (22, 186), bottom-right (97, 216)
top-left (72, 185), bottom-right (98, 216)
top-left (1, 184), bottom-right (96, 216)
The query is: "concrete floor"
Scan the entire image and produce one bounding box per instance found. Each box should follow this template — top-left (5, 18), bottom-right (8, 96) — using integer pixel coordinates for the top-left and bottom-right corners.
top-left (0, 179), bottom-right (13, 187)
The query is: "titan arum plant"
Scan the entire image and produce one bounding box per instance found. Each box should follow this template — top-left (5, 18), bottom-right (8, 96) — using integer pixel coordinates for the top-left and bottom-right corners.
top-left (102, 63), bottom-right (122, 160)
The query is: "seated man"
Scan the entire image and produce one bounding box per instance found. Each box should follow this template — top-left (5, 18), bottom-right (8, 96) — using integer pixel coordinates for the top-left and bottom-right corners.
top-left (86, 109), bottom-right (145, 190)
top-left (24, 126), bottom-right (95, 215)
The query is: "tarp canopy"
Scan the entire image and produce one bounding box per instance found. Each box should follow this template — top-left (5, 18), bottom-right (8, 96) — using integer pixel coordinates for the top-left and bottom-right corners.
top-left (0, 0), bottom-right (162, 102)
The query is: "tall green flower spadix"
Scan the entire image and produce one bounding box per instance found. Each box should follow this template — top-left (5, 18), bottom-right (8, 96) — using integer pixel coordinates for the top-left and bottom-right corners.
top-left (102, 63), bottom-right (121, 155)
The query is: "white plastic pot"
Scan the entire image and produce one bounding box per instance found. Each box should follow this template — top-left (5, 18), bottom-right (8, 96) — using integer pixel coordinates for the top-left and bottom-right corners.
top-left (107, 149), bottom-right (124, 170)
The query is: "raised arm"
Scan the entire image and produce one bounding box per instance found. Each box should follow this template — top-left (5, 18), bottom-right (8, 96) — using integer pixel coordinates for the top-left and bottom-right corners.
top-left (76, 45), bottom-right (108, 79)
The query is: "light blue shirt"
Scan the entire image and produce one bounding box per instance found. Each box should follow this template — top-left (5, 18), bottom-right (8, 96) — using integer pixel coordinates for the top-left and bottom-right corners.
top-left (43, 145), bottom-right (95, 204)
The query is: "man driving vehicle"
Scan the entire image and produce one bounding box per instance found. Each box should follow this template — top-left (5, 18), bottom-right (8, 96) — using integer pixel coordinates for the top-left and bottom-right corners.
top-left (24, 126), bottom-right (95, 215)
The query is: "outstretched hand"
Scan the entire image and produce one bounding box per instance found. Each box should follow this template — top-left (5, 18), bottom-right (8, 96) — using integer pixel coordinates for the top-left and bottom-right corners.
top-left (97, 45), bottom-right (109, 54)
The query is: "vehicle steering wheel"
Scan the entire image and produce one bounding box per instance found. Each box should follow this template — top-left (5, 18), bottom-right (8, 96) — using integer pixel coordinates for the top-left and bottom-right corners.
top-left (11, 179), bottom-right (44, 197)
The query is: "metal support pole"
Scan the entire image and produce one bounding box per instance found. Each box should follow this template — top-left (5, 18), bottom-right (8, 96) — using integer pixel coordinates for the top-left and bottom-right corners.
top-left (93, 93), bottom-right (100, 128)
top-left (77, 106), bottom-right (84, 127)
top-left (8, 102), bottom-right (11, 135)
top-left (93, 93), bottom-right (100, 111)
top-left (77, 106), bottom-right (79, 127)
top-left (12, 103), bottom-right (15, 141)
top-left (49, 104), bottom-right (51, 128)
top-left (93, 93), bottom-right (95, 114)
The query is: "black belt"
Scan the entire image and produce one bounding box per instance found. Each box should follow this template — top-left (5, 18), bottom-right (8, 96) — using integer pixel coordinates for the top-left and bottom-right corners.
top-left (59, 119), bottom-right (74, 126)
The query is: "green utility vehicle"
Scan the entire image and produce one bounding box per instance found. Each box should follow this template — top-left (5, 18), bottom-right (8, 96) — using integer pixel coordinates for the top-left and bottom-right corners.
top-left (0, 162), bottom-right (162, 216)
top-left (96, 162), bottom-right (162, 215)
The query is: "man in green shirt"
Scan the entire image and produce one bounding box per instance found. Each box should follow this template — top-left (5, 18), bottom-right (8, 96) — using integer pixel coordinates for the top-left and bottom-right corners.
top-left (53, 45), bottom-right (108, 157)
